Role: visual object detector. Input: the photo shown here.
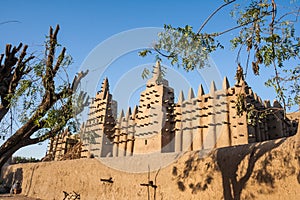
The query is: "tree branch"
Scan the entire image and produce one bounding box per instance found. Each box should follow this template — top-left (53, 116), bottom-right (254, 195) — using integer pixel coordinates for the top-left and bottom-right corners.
top-left (71, 70), bottom-right (89, 91)
top-left (0, 25), bottom-right (89, 171)
top-left (214, 10), bottom-right (273, 36)
top-left (27, 125), bottom-right (63, 145)
top-left (0, 54), bottom-right (4, 65)
top-left (53, 47), bottom-right (66, 75)
top-left (9, 45), bottom-right (34, 94)
top-left (0, 20), bottom-right (21, 25)
top-left (44, 25), bottom-right (60, 93)
top-left (276, 8), bottom-right (300, 23)
top-left (197, 0), bottom-right (236, 34)
top-left (269, 0), bottom-right (277, 34)
top-left (153, 47), bottom-right (176, 59)
top-left (0, 43), bottom-right (34, 122)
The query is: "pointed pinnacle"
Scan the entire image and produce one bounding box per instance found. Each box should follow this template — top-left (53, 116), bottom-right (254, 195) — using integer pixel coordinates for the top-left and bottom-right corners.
top-left (264, 100), bottom-right (271, 108)
top-left (273, 100), bottom-right (282, 108)
top-left (222, 77), bottom-right (230, 90)
top-left (119, 109), bottom-right (124, 122)
top-left (253, 93), bottom-right (258, 101)
top-left (210, 81), bottom-right (217, 94)
top-left (125, 107), bottom-right (132, 119)
top-left (153, 60), bottom-right (162, 79)
top-left (102, 77), bottom-right (109, 88)
top-left (188, 88), bottom-right (195, 100)
top-left (258, 96), bottom-right (263, 104)
top-left (248, 88), bottom-right (253, 96)
top-left (197, 84), bottom-right (205, 97)
top-left (178, 90), bottom-right (185, 104)
top-left (132, 106), bottom-right (138, 119)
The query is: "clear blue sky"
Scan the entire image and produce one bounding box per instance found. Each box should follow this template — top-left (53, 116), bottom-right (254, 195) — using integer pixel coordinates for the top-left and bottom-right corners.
top-left (0, 0), bottom-right (299, 158)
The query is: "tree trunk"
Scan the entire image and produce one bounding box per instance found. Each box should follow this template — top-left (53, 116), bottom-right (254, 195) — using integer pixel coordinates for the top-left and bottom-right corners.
top-left (0, 137), bottom-right (36, 175)
top-left (0, 98), bottom-right (9, 122)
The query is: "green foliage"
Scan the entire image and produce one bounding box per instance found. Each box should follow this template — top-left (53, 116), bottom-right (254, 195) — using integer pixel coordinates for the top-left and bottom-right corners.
top-left (236, 93), bottom-right (247, 117)
top-left (235, 63), bottom-right (244, 83)
top-left (139, 49), bottom-right (152, 57)
top-left (141, 68), bottom-right (150, 80)
top-left (230, 0), bottom-right (300, 109)
top-left (33, 62), bottom-right (45, 78)
top-left (18, 53), bottom-right (74, 124)
top-left (1, 26), bottom-right (86, 148)
top-left (12, 156), bottom-right (40, 164)
top-left (141, 62), bottom-right (167, 80)
top-left (139, 0), bottom-right (300, 111)
top-left (61, 54), bottom-right (73, 66)
top-left (0, 25), bottom-right (89, 170)
top-left (246, 105), bottom-right (269, 126)
top-left (280, 65), bottom-right (300, 108)
top-left (5, 80), bottom-right (32, 106)
top-left (45, 107), bottom-right (68, 128)
top-left (140, 24), bottom-right (223, 71)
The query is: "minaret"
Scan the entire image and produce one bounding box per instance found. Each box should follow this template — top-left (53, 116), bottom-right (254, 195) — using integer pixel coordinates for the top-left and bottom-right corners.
top-left (81, 78), bottom-right (117, 158)
top-left (148, 60), bottom-right (169, 86)
top-left (134, 61), bottom-right (175, 154)
top-left (99, 77), bottom-right (109, 99)
top-left (153, 60), bottom-right (162, 83)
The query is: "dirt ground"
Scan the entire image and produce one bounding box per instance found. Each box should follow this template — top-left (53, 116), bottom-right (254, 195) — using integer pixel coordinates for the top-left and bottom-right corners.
top-left (0, 194), bottom-right (40, 200)
top-left (1, 133), bottom-right (300, 200)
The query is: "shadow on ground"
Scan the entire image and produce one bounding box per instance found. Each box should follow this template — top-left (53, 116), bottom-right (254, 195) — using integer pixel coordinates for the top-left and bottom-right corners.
top-left (171, 137), bottom-right (298, 200)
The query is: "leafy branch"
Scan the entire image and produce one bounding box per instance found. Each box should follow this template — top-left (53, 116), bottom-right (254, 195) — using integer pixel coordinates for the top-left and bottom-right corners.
top-left (139, 0), bottom-right (300, 114)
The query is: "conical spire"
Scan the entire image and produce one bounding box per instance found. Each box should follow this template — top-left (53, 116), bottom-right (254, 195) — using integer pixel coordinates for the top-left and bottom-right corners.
top-left (125, 107), bottom-right (131, 119)
top-left (273, 100), bottom-right (282, 108)
top-left (264, 100), bottom-right (271, 108)
top-left (148, 60), bottom-right (168, 86)
top-left (188, 88), bottom-right (195, 100)
top-left (100, 77), bottom-right (109, 99)
top-left (249, 88), bottom-right (253, 96)
top-left (178, 90), bottom-right (185, 104)
top-left (152, 60), bottom-right (162, 80)
top-left (210, 81), bottom-right (217, 94)
top-left (103, 77), bottom-right (109, 86)
top-left (222, 77), bottom-right (230, 90)
top-left (118, 109), bottom-right (124, 123)
top-left (197, 84), bottom-right (205, 97)
top-left (132, 106), bottom-right (138, 120)
top-left (258, 96), bottom-right (263, 104)
top-left (253, 93), bottom-right (258, 101)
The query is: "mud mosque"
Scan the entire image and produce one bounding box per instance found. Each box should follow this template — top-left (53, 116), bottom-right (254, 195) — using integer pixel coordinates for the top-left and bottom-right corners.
top-left (45, 61), bottom-right (297, 161)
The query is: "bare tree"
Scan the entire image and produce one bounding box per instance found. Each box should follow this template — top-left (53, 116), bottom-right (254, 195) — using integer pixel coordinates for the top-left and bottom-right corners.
top-left (0, 25), bottom-right (88, 171)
